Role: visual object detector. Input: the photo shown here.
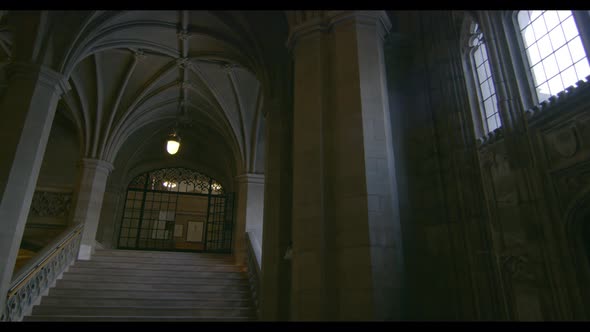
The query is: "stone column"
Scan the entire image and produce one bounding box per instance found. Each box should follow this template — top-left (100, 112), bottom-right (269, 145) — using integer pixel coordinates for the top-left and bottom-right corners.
top-left (0, 63), bottom-right (69, 314)
top-left (288, 10), bottom-right (402, 320)
top-left (259, 96), bottom-right (294, 321)
top-left (71, 158), bottom-right (114, 260)
top-left (96, 184), bottom-right (123, 249)
top-left (234, 173), bottom-right (265, 266)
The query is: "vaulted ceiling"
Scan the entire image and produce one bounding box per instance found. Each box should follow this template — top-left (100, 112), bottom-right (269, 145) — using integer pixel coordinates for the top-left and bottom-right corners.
top-left (0, 10), bottom-right (290, 178)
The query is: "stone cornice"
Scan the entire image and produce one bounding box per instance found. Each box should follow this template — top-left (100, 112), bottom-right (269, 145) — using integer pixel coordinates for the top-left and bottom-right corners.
top-left (286, 10), bottom-right (391, 52)
top-left (478, 75), bottom-right (590, 149)
top-left (5, 62), bottom-right (70, 96)
top-left (477, 127), bottom-right (505, 149)
top-left (35, 185), bottom-right (74, 193)
top-left (524, 75), bottom-right (590, 126)
top-left (235, 173), bottom-right (265, 184)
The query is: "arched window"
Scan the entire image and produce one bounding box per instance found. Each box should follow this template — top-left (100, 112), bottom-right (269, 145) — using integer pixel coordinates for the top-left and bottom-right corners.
top-left (118, 167), bottom-right (233, 253)
top-left (517, 10), bottom-right (590, 102)
top-left (470, 23), bottom-right (501, 133)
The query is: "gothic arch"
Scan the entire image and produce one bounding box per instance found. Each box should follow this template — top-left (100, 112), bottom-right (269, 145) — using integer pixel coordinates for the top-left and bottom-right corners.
top-left (564, 189), bottom-right (590, 316)
top-left (116, 166), bottom-right (234, 253)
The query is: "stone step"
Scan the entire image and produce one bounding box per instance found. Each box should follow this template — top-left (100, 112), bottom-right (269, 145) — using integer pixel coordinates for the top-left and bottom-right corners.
top-left (94, 249), bottom-right (232, 260)
top-left (31, 305), bottom-right (255, 317)
top-left (40, 296), bottom-right (253, 308)
top-left (65, 267), bottom-right (247, 280)
top-left (24, 315), bottom-right (255, 322)
top-left (66, 266), bottom-right (246, 279)
top-left (47, 288), bottom-right (252, 300)
top-left (71, 260), bottom-right (242, 272)
top-left (90, 254), bottom-right (236, 266)
top-left (61, 273), bottom-right (249, 285)
top-left (25, 249), bottom-right (256, 322)
top-left (54, 280), bottom-right (250, 292)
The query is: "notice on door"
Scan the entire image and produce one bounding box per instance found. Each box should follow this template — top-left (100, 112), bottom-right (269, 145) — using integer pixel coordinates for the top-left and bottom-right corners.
top-left (186, 221), bottom-right (204, 242)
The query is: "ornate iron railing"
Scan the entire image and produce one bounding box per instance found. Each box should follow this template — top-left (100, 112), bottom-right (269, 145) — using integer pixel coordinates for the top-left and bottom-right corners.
top-left (1, 223), bottom-right (83, 321)
top-left (245, 232), bottom-right (261, 318)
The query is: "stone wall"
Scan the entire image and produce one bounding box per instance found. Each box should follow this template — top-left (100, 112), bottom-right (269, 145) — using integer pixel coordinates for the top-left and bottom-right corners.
top-left (385, 11), bottom-right (500, 320)
top-left (15, 109), bottom-right (79, 274)
top-left (24, 109), bottom-right (79, 228)
top-left (386, 10), bottom-right (590, 320)
top-left (478, 79), bottom-right (590, 320)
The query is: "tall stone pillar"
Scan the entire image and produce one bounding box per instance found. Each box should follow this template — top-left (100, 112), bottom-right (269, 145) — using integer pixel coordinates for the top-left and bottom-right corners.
top-left (234, 173), bottom-right (265, 266)
top-left (96, 184), bottom-right (123, 249)
top-left (259, 97), bottom-right (294, 321)
top-left (287, 11), bottom-right (402, 320)
top-left (72, 158), bottom-right (114, 260)
top-left (0, 63), bottom-right (69, 314)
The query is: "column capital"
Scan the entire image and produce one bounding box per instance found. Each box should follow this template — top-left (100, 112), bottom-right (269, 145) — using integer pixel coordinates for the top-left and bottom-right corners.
top-left (286, 10), bottom-right (392, 51)
top-left (77, 158), bottom-right (114, 175)
top-left (5, 62), bottom-right (71, 96)
top-left (235, 173), bottom-right (265, 184)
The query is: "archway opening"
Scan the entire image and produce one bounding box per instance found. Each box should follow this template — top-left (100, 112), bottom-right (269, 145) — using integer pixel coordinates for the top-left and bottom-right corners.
top-left (116, 167), bottom-right (234, 253)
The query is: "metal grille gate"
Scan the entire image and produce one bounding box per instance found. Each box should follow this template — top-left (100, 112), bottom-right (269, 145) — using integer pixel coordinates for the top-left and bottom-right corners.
top-left (117, 168), bottom-right (234, 253)
top-left (205, 193), bottom-right (234, 252)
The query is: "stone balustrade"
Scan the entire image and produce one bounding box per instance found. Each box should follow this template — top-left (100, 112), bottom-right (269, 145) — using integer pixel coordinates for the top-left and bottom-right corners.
top-left (1, 224), bottom-right (83, 321)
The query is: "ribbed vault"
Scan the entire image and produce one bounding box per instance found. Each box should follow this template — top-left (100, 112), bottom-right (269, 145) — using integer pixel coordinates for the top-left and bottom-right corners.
top-left (34, 10), bottom-right (291, 178)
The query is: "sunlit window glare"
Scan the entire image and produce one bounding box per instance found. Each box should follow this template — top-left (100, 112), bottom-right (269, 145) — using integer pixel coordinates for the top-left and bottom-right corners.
top-left (518, 10), bottom-right (590, 102)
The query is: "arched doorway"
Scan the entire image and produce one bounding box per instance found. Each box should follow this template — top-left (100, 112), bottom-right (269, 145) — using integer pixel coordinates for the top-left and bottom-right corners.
top-left (565, 193), bottom-right (590, 319)
top-left (117, 167), bottom-right (234, 253)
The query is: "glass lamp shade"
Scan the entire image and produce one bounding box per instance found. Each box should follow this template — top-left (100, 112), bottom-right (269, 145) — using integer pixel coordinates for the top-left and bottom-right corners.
top-left (166, 135), bottom-right (180, 155)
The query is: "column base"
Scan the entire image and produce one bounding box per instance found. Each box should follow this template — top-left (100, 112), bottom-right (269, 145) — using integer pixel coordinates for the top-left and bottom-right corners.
top-left (77, 244), bottom-right (94, 260)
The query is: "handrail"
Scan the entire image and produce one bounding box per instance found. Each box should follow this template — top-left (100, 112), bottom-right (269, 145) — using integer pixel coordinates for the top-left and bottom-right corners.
top-left (245, 232), bottom-right (261, 317)
top-left (8, 223), bottom-right (83, 297)
top-left (2, 223), bottom-right (83, 321)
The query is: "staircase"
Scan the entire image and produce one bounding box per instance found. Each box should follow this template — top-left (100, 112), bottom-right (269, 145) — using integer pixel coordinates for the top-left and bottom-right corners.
top-left (23, 249), bottom-right (257, 321)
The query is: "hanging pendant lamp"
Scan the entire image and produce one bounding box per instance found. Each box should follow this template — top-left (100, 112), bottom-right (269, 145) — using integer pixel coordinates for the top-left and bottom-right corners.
top-left (166, 97), bottom-right (185, 155)
top-left (166, 129), bottom-right (181, 155)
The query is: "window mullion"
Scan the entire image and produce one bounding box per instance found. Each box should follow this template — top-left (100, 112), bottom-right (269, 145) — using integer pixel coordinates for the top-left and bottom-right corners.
top-left (482, 12), bottom-right (516, 131)
top-left (517, 10), bottom-right (590, 104)
top-left (464, 44), bottom-right (487, 137)
top-left (498, 11), bottom-right (538, 110)
top-left (469, 18), bottom-right (500, 134)
top-left (573, 11), bottom-right (590, 72)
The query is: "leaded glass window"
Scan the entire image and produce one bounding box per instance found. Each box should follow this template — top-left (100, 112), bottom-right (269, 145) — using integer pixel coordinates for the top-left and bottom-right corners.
top-left (518, 10), bottom-right (590, 102)
top-left (471, 24), bottom-right (500, 133)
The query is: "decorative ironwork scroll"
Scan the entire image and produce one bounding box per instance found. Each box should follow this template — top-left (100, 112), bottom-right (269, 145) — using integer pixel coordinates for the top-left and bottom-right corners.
top-left (30, 191), bottom-right (73, 217)
top-left (128, 167), bottom-right (224, 195)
